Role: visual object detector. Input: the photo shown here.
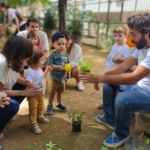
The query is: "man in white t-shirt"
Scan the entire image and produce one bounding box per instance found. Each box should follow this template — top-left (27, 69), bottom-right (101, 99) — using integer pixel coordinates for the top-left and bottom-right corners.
top-left (17, 18), bottom-right (49, 58)
top-left (79, 13), bottom-right (150, 148)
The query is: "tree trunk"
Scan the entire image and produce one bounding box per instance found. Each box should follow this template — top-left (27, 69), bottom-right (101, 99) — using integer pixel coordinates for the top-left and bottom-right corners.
top-left (58, 0), bottom-right (67, 31)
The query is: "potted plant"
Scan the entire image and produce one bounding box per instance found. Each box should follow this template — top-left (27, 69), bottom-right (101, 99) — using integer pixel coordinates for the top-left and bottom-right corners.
top-left (78, 60), bottom-right (93, 73)
top-left (67, 112), bottom-right (83, 132)
top-left (43, 3), bottom-right (57, 38)
top-left (67, 7), bottom-right (96, 44)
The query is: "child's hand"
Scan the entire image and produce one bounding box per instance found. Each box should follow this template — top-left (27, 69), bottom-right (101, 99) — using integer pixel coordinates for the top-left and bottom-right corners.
top-left (46, 66), bottom-right (52, 72)
top-left (59, 66), bottom-right (65, 71)
top-left (25, 80), bottom-right (34, 88)
top-left (112, 54), bottom-right (124, 63)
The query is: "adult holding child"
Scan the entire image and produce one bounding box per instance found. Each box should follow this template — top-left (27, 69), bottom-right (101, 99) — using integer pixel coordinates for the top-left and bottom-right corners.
top-left (62, 31), bottom-right (84, 91)
top-left (0, 2), bottom-right (26, 35)
top-left (0, 36), bottom-right (41, 139)
top-left (97, 25), bottom-right (135, 109)
top-left (79, 13), bottom-right (150, 148)
top-left (17, 18), bottom-right (49, 58)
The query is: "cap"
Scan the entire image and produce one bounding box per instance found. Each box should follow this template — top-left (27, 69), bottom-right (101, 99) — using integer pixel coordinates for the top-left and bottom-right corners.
top-left (51, 32), bottom-right (65, 43)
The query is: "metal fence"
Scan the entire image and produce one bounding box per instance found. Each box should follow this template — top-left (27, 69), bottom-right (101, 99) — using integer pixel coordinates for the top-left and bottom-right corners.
top-left (66, 0), bottom-right (150, 48)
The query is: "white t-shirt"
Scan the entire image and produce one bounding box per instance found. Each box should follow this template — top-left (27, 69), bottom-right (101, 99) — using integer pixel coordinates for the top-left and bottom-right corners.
top-left (0, 53), bottom-right (18, 89)
top-left (131, 48), bottom-right (150, 92)
top-left (105, 43), bottom-right (131, 71)
top-left (17, 30), bottom-right (49, 50)
top-left (69, 43), bottom-right (83, 68)
top-left (25, 67), bottom-right (46, 93)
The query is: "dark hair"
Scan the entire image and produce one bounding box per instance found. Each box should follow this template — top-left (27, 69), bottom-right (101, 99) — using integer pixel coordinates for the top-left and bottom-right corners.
top-left (62, 31), bottom-right (74, 41)
top-left (0, 2), bottom-right (10, 9)
top-left (27, 31), bottom-right (40, 45)
top-left (27, 48), bottom-right (44, 66)
top-left (1, 36), bottom-right (33, 72)
top-left (127, 13), bottom-right (150, 34)
top-left (62, 31), bottom-right (74, 49)
top-left (26, 18), bottom-right (39, 27)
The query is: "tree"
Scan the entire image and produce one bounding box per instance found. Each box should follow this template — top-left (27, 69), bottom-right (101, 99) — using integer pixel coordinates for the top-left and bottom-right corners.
top-left (58, 0), bottom-right (67, 31)
top-left (6, 0), bottom-right (50, 7)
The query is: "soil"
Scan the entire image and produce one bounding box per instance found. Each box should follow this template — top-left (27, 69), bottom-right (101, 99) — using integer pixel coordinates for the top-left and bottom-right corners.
top-left (0, 44), bottom-right (136, 150)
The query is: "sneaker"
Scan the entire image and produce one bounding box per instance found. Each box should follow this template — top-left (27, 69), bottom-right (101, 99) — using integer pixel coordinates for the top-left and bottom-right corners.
top-left (76, 82), bottom-right (84, 91)
top-left (95, 115), bottom-right (115, 130)
top-left (103, 132), bottom-right (131, 148)
top-left (31, 122), bottom-right (42, 134)
top-left (46, 104), bottom-right (53, 115)
top-left (37, 116), bottom-right (49, 123)
top-left (56, 103), bottom-right (67, 112)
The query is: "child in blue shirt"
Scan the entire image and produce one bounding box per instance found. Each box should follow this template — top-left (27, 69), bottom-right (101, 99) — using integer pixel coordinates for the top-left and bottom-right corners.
top-left (46, 32), bottom-right (69, 115)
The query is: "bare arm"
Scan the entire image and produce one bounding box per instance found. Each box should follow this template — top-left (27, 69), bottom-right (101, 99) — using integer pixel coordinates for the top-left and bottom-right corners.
top-left (44, 66), bottom-right (52, 77)
top-left (80, 65), bottom-right (150, 85)
top-left (2, 87), bottom-right (41, 97)
top-left (13, 17), bottom-right (20, 32)
top-left (104, 56), bottom-right (137, 75)
top-left (16, 76), bottom-right (27, 85)
top-left (51, 65), bottom-right (65, 71)
top-left (0, 79), bottom-right (41, 97)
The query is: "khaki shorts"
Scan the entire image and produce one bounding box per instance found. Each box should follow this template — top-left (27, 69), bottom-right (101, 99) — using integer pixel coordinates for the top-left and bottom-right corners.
top-left (49, 78), bottom-right (64, 93)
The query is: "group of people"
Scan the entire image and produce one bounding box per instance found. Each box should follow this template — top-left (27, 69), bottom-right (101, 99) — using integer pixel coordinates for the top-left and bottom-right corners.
top-left (0, 2), bottom-right (85, 141)
top-left (80, 13), bottom-right (150, 148)
top-left (0, 2), bottom-right (150, 149)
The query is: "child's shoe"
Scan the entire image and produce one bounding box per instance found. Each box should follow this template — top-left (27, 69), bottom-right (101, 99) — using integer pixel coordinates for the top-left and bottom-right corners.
top-left (46, 104), bottom-right (53, 115)
top-left (37, 116), bottom-right (49, 123)
top-left (56, 103), bottom-right (67, 112)
top-left (31, 122), bottom-right (42, 134)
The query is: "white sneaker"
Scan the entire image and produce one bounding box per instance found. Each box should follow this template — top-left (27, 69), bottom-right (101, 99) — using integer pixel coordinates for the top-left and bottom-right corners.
top-left (76, 82), bottom-right (84, 91)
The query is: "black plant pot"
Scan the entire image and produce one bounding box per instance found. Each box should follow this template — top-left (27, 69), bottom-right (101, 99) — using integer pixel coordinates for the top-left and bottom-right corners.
top-left (72, 122), bottom-right (81, 132)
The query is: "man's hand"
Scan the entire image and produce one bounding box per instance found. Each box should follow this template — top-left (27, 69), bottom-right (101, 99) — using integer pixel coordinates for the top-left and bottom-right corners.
top-left (79, 73), bottom-right (100, 84)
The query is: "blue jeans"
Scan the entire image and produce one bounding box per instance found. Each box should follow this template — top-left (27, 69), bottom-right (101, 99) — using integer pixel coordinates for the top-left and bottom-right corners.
top-left (103, 84), bottom-right (150, 139)
top-left (103, 83), bottom-right (133, 125)
top-left (0, 99), bottom-right (20, 133)
top-left (0, 83), bottom-right (26, 133)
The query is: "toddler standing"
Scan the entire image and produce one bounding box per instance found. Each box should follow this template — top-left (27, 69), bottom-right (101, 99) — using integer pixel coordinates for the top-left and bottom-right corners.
top-left (25, 48), bottom-right (51, 134)
top-left (46, 32), bottom-right (69, 115)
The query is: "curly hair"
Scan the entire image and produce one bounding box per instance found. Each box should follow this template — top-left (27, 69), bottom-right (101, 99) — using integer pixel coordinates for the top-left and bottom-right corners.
top-left (127, 13), bottom-right (150, 34)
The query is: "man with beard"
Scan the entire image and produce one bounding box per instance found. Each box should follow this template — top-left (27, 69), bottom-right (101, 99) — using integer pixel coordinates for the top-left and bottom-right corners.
top-left (79, 13), bottom-right (150, 148)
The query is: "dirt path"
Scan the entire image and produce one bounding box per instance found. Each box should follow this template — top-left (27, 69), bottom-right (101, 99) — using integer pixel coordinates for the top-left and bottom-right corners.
top-left (0, 45), bottom-right (136, 150)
